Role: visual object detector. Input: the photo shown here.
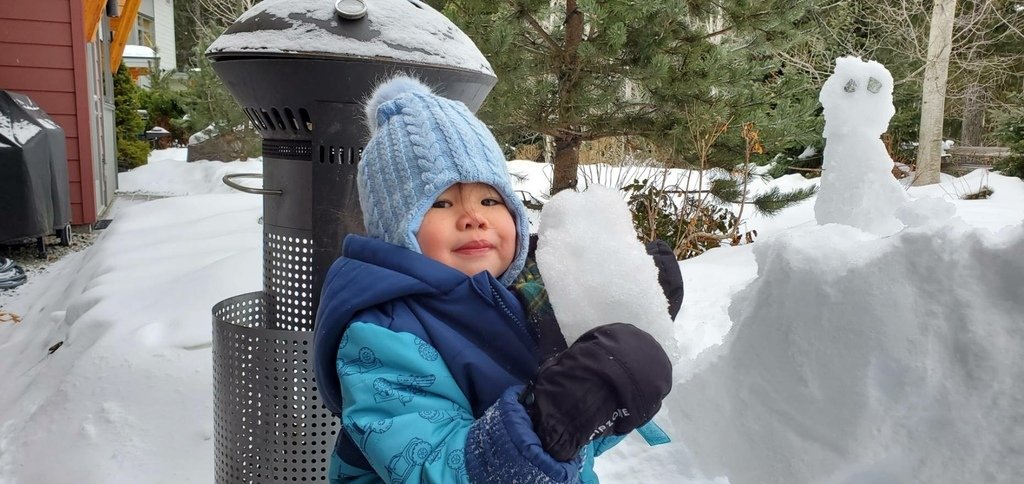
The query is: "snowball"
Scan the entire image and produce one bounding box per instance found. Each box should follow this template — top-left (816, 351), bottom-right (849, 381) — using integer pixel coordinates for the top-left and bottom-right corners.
top-left (536, 185), bottom-right (679, 361)
top-left (815, 57), bottom-right (909, 236)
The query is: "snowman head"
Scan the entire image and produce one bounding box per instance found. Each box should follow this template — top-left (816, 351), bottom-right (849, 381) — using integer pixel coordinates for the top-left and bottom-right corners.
top-left (819, 56), bottom-right (895, 138)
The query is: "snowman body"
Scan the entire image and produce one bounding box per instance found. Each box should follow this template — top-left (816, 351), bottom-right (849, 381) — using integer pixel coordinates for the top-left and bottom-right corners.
top-left (815, 57), bottom-right (909, 236)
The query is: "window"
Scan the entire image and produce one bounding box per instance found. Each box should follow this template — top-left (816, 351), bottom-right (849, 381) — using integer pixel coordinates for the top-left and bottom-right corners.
top-left (136, 14), bottom-right (155, 48)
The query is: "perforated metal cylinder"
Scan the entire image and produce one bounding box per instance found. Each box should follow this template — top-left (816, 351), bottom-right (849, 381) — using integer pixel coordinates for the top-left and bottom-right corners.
top-left (213, 292), bottom-right (338, 482)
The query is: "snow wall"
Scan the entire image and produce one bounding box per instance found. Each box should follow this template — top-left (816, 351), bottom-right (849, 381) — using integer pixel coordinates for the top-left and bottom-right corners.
top-left (673, 218), bottom-right (1024, 484)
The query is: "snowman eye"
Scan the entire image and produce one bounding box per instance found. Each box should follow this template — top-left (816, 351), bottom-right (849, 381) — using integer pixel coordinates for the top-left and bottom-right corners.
top-left (844, 79), bottom-right (858, 93)
top-left (867, 77), bottom-right (882, 93)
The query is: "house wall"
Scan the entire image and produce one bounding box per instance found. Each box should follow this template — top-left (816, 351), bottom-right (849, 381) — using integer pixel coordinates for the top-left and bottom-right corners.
top-left (130, 0), bottom-right (175, 71)
top-left (128, 0), bottom-right (152, 44)
top-left (152, 0), bottom-right (176, 71)
top-left (0, 0), bottom-right (98, 225)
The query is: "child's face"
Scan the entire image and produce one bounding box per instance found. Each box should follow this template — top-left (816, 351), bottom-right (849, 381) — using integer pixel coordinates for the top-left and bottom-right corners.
top-left (416, 182), bottom-right (517, 280)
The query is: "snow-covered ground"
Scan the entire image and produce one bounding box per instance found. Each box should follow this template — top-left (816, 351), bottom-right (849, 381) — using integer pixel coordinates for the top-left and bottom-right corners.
top-left (1, 148), bottom-right (1022, 484)
top-left (117, 148), bottom-right (263, 196)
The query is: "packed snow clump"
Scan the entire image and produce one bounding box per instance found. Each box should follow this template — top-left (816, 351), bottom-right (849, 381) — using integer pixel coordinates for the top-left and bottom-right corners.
top-left (536, 185), bottom-right (680, 362)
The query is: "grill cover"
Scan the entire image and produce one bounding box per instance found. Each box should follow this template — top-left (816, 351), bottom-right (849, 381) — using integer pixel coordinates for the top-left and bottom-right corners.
top-left (0, 91), bottom-right (71, 243)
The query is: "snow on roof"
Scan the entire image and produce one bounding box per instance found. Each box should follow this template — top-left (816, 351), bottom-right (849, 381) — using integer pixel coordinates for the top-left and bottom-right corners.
top-left (206, 0), bottom-right (493, 76)
top-left (123, 45), bottom-right (158, 59)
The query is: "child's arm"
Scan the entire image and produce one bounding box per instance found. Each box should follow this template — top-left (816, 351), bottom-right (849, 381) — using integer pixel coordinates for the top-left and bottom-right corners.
top-left (339, 322), bottom-right (581, 484)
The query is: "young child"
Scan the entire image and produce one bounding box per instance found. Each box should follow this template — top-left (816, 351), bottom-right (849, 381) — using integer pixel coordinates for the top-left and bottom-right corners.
top-left (313, 76), bottom-right (673, 483)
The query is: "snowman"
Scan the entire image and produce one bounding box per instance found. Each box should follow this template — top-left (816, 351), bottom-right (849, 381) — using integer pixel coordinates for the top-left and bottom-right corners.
top-left (815, 56), bottom-right (909, 236)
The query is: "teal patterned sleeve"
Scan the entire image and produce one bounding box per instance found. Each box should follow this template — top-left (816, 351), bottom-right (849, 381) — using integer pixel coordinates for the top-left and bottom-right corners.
top-left (591, 434), bottom-right (628, 457)
top-left (339, 322), bottom-right (475, 483)
top-left (578, 435), bottom-right (628, 484)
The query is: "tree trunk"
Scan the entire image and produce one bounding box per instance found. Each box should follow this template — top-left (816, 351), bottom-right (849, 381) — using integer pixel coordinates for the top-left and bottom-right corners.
top-left (961, 82), bottom-right (985, 146)
top-left (552, 132), bottom-right (582, 194)
top-left (551, 0), bottom-right (584, 195)
top-left (914, 0), bottom-right (958, 186)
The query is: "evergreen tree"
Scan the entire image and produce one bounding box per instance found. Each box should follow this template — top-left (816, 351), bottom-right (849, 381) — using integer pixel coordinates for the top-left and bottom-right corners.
top-left (139, 69), bottom-right (189, 146)
top-left (113, 65), bottom-right (151, 171)
top-left (176, 0), bottom-right (263, 69)
top-left (442, 0), bottom-right (822, 195)
top-left (992, 95), bottom-right (1024, 179)
top-left (174, 0), bottom-right (198, 70)
top-left (179, 22), bottom-right (260, 160)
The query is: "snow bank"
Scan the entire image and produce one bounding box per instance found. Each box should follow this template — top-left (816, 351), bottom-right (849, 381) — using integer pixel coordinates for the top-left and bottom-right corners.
top-left (909, 169), bottom-right (1024, 232)
top-left (673, 218), bottom-right (1024, 484)
top-left (117, 148), bottom-right (263, 196)
top-left (0, 195), bottom-right (261, 483)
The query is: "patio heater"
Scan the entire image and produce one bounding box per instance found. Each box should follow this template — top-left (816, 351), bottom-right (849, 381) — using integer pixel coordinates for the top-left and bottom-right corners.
top-left (207, 0), bottom-right (497, 481)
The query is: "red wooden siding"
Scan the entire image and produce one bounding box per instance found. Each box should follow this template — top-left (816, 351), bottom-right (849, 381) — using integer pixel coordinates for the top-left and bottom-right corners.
top-left (0, 19), bottom-right (74, 45)
top-left (2, 1), bottom-right (74, 22)
top-left (0, 0), bottom-right (98, 225)
top-left (0, 43), bottom-right (77, 70)
top-left (1, 67), bottom-right (77, 93)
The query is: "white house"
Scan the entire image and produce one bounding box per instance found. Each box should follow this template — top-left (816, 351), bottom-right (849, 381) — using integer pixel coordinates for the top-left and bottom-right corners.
top-left (125, 0), bottom-right (176, 73)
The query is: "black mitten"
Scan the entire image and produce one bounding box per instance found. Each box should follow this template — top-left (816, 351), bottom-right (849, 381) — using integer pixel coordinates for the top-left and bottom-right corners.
top-left (645, 240), bottom-right (684, 319)
top-left (519, 323), bottom-right (673, 461)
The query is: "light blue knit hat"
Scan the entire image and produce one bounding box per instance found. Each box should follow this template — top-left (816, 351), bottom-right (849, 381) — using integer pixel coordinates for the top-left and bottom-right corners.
top-left (358, 75), bottom-right (529, 286)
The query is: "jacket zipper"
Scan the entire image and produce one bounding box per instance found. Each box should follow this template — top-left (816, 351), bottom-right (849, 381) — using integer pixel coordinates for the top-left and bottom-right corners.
top-left (491, 285), bottom-right (530, 340)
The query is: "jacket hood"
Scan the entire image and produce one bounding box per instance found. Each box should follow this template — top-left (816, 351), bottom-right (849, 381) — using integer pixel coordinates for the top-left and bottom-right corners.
top-left (313, 234), bottom-right (535, 415)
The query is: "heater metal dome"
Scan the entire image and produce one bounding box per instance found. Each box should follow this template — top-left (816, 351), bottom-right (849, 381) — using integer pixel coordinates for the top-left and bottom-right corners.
top-left (207, 0), bottom-right (494, 77)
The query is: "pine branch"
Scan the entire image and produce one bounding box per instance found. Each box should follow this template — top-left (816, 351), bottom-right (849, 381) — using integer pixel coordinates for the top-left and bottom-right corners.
top-left (750, 186), bottom-right (818, 217)
top-left (513, 3), bottom-right (563, 55)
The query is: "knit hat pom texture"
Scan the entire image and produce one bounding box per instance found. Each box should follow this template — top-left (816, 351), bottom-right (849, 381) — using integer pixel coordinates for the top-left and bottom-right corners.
top-left (364, 76), bottom-right (434, 136)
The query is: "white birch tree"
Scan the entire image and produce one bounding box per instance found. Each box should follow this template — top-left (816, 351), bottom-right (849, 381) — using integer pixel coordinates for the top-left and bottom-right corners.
top-left (914, 0), bottom-right (958, 186)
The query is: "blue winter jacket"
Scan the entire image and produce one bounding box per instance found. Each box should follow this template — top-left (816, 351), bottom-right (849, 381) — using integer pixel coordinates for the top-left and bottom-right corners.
top-left (313, 235), bottom-right (625, 483)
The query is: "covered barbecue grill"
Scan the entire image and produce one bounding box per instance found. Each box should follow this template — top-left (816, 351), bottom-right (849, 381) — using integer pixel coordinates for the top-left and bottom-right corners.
top-left (0, 90), bottom-right (72, 250)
